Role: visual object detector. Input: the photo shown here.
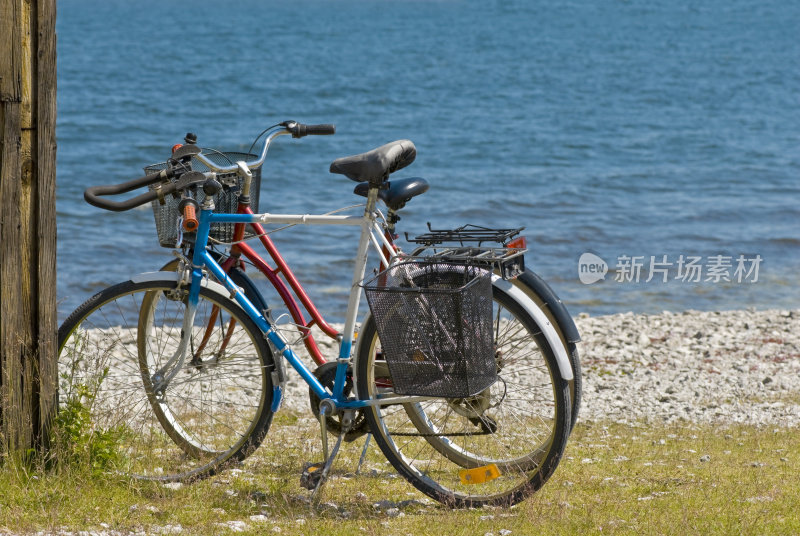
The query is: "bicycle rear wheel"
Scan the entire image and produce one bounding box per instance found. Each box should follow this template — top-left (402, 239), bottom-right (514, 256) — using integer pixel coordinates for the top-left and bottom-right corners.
top-left (355, 283), bottom-right (571, 507)
top-left (57, 276), bottom-right (274, 482)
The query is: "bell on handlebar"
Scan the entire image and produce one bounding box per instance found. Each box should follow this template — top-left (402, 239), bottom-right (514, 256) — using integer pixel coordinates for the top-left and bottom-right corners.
top-left (203, 177), bottom-right (222, 197)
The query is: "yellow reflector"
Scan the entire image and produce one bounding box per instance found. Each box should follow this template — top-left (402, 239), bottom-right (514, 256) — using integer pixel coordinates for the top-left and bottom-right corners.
top-left (459, 464), bottom-right (501, 485)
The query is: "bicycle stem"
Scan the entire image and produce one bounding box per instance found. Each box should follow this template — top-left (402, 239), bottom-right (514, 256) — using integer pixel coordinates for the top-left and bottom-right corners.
top-left (236, 161), bottom-right (253, 197)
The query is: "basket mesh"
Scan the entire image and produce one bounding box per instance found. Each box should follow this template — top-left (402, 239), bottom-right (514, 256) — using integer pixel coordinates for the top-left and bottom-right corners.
top-left (363, 261), bottom-right (496, 398)
top-left (145, 151), bottom-right (262, 248)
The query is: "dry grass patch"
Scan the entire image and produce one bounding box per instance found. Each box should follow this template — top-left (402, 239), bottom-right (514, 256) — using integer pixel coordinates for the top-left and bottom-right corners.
top-left (1, 415), bottom-right (798, 535)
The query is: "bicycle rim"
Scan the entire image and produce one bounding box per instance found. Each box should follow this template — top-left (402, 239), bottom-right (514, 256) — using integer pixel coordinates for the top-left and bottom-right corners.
top-left (57, 278), bottom-right (274, 482)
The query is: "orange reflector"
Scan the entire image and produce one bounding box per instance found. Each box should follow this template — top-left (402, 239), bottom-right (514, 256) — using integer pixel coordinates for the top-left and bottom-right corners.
top-left (171, 143), bottom-right (183, 154)
top-left (506, 236), bottom-right (527, 249)
top-left (459, 463), bottom-right (501, 485)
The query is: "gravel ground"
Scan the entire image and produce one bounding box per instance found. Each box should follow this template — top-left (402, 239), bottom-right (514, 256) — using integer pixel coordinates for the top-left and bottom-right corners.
top-left (278, 309), bottom-right (800, 427)
top-left (574, 308), bottom-right (800, 427)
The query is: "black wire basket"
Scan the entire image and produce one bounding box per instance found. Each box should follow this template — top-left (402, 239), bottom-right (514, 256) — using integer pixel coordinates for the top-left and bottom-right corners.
top-left (145, 151), bottom-right (262, 248)
top-left (362, 260), bottom-right (496, 398)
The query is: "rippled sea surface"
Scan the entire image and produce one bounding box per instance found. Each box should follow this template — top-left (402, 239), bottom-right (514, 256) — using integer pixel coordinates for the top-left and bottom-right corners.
top-left (57, 0), bottom-right (799, 321)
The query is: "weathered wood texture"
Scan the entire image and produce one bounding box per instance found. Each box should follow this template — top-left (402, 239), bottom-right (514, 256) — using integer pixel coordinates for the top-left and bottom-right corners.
top-left (0, 0), bottom-right (58, 456)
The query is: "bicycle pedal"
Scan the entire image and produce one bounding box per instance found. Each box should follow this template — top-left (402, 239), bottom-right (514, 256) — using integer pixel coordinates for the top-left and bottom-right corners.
top-left (300, 461), bottom-right (326, 491)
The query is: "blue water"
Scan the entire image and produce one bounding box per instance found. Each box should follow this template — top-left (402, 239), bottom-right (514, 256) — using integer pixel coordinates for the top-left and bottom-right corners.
top-left (56, 0), bottom-right (799, 321)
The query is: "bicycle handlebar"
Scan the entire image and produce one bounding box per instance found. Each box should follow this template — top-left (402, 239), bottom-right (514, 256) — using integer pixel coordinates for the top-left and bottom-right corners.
top-left (84, 170), bottom-right (208, 212)
top-left (84, 169), bottom-right (173, 211)
top-left (83, 121), bottom-right (335, 212)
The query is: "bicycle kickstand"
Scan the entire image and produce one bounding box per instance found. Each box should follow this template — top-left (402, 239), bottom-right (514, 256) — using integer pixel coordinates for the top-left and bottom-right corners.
top-left (300, 404), bottom-right (354, 499)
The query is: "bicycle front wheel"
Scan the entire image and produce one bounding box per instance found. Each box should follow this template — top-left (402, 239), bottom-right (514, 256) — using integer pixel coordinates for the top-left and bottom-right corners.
top-left (58, 276), bottom-right (274, 482)
top-left (355, 283), bottom-right (571, 507)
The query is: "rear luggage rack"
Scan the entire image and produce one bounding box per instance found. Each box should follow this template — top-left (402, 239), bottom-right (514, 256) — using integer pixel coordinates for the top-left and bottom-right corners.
top-left (407, 223), bottom-right (524, 247)
top-left (406, 223), bottom-right (527, 279)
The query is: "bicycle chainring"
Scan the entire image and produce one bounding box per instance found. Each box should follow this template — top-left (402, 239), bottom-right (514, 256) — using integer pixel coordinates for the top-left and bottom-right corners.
top-left (308, 362), bottom-right (369, 442)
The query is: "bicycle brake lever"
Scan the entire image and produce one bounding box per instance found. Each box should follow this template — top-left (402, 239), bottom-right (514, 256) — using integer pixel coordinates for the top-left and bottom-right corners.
top-left (170, 144), bottom-right (201, 163)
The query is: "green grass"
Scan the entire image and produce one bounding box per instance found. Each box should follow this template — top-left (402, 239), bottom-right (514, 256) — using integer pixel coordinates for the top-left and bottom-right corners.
top-left (2, 414), bottom-right (799, 535)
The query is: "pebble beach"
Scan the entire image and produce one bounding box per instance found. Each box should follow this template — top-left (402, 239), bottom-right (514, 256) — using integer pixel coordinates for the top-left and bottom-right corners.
top-left (278, 309), bottom-right (800, 428)
top-left (574, 308), bottom-right (800, 427)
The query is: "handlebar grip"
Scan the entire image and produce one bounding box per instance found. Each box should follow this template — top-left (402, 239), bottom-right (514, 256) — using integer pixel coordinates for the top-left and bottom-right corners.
top-left (182, 204), bottom-right (199, 232)
top-left (301, 124), bottom-right (336, 136)
top-left (84, 169), bottom-right (172, 212)
top-left (283, 121), bottom-right (336, 138)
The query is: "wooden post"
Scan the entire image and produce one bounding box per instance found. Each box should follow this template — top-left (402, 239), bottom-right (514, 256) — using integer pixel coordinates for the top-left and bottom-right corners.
top-left (0, 0), bottom-right (58, 457)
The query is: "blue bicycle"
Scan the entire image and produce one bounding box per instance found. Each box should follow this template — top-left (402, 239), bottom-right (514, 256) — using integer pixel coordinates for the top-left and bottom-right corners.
top-left (59, 121), bottom-right (575, 507)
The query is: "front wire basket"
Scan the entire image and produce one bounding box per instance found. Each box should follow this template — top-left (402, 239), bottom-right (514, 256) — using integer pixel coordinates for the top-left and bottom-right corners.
top-left (145, 151), bottom-right (262, 248)
top-left (362, 260), bottom-right (496, 398)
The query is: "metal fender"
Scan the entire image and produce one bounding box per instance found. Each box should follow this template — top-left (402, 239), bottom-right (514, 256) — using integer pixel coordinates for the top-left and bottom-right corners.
top-left (130, 271), bottom-right (230, 296)
top-left (492, 275), bottom-right (574, 381)
top-left (515, 270), bottom-right (581, 343)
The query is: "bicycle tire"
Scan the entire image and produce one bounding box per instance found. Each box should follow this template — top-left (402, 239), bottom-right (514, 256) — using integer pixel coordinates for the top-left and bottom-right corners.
top-left (145, 258), bottom-right (275, 457)
top-left (355, 281), bottom-right (571, 507)
top-left (563, 342), bottom-right (581, 431)
top-left (58, 276), bottom-right (275, 482)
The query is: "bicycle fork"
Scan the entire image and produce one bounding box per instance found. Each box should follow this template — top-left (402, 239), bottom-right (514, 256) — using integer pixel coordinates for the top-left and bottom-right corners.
top-left (149, 281), bottom-right (200, 395)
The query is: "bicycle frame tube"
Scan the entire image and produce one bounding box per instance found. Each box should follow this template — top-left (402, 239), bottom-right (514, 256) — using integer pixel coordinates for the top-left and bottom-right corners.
top-left (240, 209), bottom-right (340, 338)
top-left (225, 203), bottom-right (340, 367)
top-left (186, 190), bottom-right (387, 408)
top-left (216, 211), bottom-right (374, 368)
top-left (229, 204), bottom-right (394, 367)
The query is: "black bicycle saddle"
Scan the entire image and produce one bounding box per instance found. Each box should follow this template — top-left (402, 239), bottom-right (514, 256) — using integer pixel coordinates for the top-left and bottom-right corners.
top-left (330, 140), bottom-right (416, 185)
